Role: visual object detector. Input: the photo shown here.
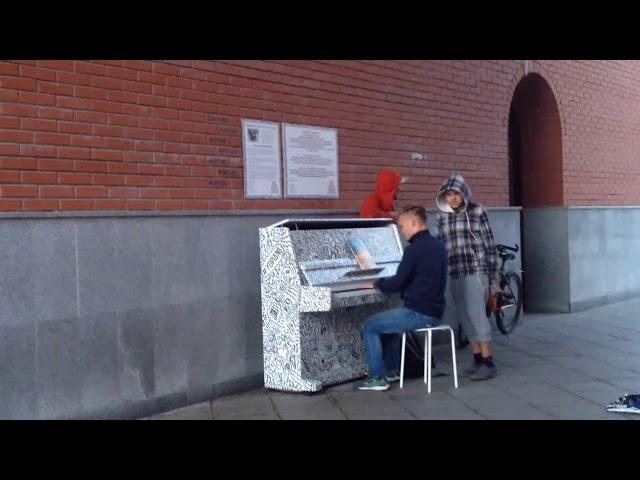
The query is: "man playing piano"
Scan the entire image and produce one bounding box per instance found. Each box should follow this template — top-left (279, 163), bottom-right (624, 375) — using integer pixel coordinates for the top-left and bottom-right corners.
top-left (357, 206), bottom-right (448, 391)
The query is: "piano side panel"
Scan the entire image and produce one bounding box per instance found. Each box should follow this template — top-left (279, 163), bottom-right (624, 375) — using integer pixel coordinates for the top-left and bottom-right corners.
top-left (259, 227), bottom-right (319, 392)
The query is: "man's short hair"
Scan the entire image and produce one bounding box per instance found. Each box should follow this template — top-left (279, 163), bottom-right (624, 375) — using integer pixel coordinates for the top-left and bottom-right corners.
top-left (401, 205), bottom-right (427, 224)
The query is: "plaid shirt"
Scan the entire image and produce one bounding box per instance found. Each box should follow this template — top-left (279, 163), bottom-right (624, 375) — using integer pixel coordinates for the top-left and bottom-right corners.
top-left (435, 173), bottom-right (499, 288)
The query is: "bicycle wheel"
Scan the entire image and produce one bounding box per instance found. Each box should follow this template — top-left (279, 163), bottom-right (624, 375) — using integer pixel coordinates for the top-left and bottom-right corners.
top-left (495, 272), bottom-right (523, 334)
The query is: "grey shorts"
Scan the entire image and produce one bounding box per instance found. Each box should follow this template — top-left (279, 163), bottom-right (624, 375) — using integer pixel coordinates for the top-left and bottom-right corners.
top-left (442, 274), bottom-right (492, 343)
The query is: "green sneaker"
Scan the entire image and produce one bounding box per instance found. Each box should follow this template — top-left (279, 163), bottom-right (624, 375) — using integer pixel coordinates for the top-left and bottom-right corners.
top-left (385, 370), bottom-right (401, 383)
top-left (358, 377), bottom-right (390, 391)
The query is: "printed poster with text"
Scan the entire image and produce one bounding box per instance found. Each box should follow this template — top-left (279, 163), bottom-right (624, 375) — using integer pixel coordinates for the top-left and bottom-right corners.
top-left (242, 119), bottom-right (282, 198)
top-left (283, 124), bottom-right (339, 198)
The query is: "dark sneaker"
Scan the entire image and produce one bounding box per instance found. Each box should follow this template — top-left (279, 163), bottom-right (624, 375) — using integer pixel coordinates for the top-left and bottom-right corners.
top-left (469, 363), bottom-right (497, 381)
top-left (461, 362), bottom-right (482, 377)
top-left (385, 370), bottom-right (400, 383)
top-left (358, 377), bottom-right (390, 391)
top-left (607, 394), bottom-right (640, 414)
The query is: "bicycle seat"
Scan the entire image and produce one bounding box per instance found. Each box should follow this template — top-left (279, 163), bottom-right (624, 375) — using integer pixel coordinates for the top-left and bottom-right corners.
top-left (496, 244), bottom-right (518, 260)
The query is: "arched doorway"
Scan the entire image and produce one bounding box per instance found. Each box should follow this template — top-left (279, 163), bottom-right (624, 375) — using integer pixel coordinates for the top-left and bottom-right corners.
top-left (508, 73), bottom-right (564, 312)
top-left (509, 73), bottom-right (563, 208)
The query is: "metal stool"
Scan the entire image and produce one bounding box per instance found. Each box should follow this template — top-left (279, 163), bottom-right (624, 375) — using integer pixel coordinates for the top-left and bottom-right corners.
top-left (400, 325), bottom-right (458, 393)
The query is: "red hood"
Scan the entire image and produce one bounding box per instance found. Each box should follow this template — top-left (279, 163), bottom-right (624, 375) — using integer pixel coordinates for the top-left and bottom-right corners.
top-left (375, 170), bottom-right (402, 212)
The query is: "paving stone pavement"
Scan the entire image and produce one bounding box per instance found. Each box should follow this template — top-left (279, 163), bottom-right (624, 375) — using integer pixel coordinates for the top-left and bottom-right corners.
top-left (146, 298), bottom-right (640, 420)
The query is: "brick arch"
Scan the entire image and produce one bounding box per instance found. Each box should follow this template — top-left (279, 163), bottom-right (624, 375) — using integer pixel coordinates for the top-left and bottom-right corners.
top-left (503, 61), bottom-right (565, 137)
top-left (507, 64), bottom-right (564, 207)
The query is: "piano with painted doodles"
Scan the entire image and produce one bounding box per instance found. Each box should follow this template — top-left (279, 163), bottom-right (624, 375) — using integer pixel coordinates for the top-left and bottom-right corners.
top-left (259, 218), bottom-right (403, 392)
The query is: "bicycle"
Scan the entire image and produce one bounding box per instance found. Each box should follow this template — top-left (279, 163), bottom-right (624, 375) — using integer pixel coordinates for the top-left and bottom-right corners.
top-left (456, 243), bottom-right (524, 347)
top-left (491, 243), bottom-right (524, 335)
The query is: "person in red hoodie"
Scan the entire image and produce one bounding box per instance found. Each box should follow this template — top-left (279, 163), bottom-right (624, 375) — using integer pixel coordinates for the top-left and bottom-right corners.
top-left (359, 170), bottom-right (406, 219)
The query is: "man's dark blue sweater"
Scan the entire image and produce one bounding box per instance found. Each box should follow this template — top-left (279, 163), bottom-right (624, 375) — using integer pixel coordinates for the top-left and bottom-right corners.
top-left (374, 229), bottom-right (447, 319)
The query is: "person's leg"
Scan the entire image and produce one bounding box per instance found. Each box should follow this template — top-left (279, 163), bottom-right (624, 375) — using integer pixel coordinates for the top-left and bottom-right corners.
top-left (382, 333), bottom-right (402, 375)
top-left (383, 312), bottom-right (441, 376)
top-left (443, 277), bottom-right (469, 356)
top-left (460, 274), bottom-right (496, 380)
top-left (472, 274), bottom-right (493, 358)
top-left (479, 341), bottom-right (493, 358)
top-left (462, 274), bottom-right (492, 347)
top-left (361, 311), bottom-right (392, 380)
top-left (441, 278), bottom-right (460, 338)
top-left (448, 277), bottom-right (482, 375)
top-left (360, 308), bottom-right (431, 389)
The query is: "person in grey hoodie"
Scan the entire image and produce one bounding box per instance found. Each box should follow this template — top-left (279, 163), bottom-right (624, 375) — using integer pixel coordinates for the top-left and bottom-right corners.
top-left (436, 172), bottom-right (499, 380)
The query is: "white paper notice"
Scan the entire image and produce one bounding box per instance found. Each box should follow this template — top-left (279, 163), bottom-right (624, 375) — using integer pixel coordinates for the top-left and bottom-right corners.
top-left (283, 124), bottom-right (339, 198)
top-left (242, 119), bottom-right (282, 198)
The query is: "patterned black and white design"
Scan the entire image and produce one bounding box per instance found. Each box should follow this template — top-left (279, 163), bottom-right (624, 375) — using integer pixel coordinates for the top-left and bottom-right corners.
top-left (300, 286), bottom-right (331, 312)
top-left (299, 303), bottom-right (392, 386)
top-left (259, 219), bottom-right (402, 392)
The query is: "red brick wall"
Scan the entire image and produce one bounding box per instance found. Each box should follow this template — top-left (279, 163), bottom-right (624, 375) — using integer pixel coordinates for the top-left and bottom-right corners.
top-left (1, 60), bottom-right (639, 212)
top-left (532, 60), bottom-right (640, 205)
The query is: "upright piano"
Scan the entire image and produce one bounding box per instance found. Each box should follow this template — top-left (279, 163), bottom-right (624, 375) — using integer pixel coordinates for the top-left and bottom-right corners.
top-left (259, 218), bottom-right (403, 392)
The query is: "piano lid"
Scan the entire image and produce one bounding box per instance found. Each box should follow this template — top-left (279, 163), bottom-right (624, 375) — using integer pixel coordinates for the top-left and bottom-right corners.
top-left (268, 217), bottom-right (395, 230)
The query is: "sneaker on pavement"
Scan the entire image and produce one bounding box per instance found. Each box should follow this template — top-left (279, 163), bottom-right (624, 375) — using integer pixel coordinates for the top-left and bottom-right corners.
top-left (607, 394), bottom-right (640, 414)
top-left (469, 363), bottom-right (497, 381)
top-left (358, 377), bottom-right (391, 391)
top-left (461, 362), bottom-right (482, 377)
top-left (385, 370), bottom-right (401, 383)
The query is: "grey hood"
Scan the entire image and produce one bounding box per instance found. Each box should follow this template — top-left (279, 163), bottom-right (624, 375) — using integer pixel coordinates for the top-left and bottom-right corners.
top-left (436, 172), bottom-right (472, 213)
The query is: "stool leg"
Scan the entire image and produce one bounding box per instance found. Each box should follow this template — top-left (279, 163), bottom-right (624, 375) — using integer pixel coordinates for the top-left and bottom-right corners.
top-left (423, 332), bottom-right (428, 384)
top-left (449, 327), bottom-right (458, 389)
top-left (400, 332), bottom-right (406, 389)
top-left (427, 330), bottom-right (432, 394)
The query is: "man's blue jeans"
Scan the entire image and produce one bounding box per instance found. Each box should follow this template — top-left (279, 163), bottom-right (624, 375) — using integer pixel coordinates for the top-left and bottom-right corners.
top-left (362, 307), bottom-right (440, 379)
